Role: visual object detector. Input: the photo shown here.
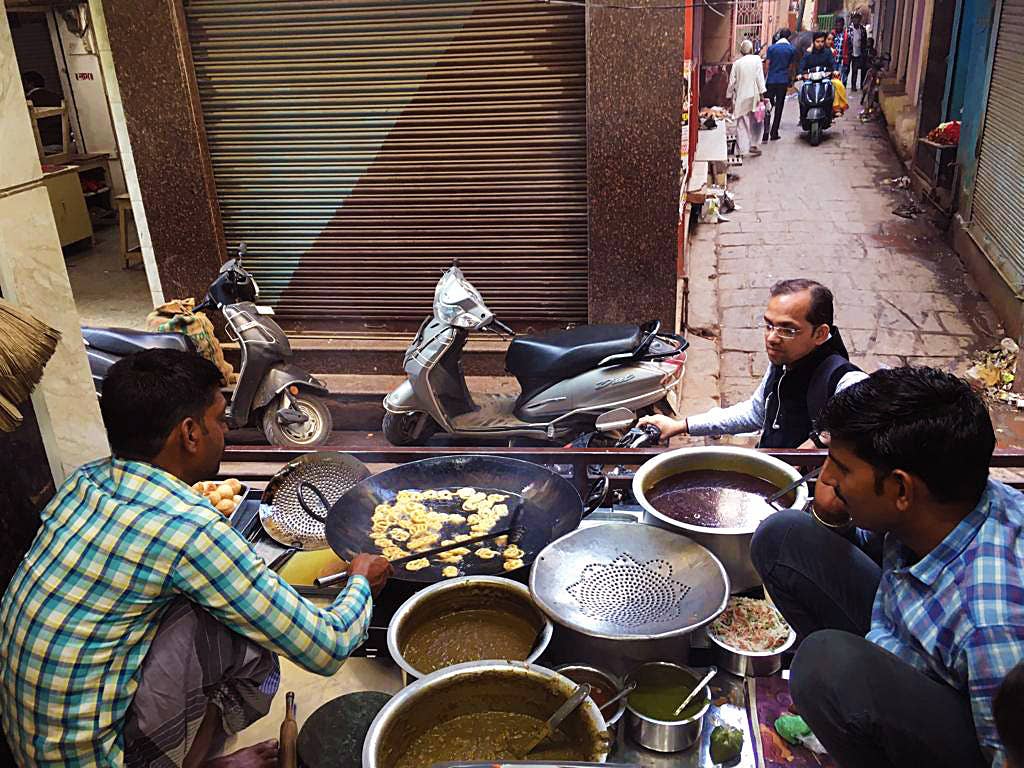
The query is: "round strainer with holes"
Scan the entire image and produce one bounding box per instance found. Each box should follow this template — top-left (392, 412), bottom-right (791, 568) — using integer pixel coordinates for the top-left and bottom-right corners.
top-left (259, 452), bottom-right (371, 550)
top-left (529, 522), bottom-right (730, 641)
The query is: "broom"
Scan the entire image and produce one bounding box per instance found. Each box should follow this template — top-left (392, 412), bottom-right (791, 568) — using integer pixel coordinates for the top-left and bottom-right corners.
top-left (0, 299), bottom-right (61, 432)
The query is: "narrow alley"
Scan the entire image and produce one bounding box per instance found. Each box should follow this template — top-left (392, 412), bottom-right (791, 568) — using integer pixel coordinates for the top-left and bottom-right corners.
top-left (680, 104), bottom-right (1020, 445)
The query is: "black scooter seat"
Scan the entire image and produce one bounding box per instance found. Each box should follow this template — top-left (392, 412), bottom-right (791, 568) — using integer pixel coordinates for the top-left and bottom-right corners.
top-left (82, 327), bottom-right (193, 356)
top-left (506, 323), bottom-right (643, 383)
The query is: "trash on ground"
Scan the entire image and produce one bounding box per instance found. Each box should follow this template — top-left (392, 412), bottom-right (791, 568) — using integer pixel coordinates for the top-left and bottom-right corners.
top-left (965, 338), bottom-right (1023, 407)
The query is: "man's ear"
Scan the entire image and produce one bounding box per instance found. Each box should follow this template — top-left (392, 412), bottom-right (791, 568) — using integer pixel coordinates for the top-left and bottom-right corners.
top-left (179, 417), bottom-right (202, 456)
top-left (891, 469), bottom-right (914, 512)
top-left (812, 324), bottom-right (831, 344)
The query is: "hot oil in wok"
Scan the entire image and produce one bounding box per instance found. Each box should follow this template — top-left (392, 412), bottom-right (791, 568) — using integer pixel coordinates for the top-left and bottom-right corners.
top-left (647, 470), bottom-right (787, 529)
top-left (394, 711), bottom-right (586, 768)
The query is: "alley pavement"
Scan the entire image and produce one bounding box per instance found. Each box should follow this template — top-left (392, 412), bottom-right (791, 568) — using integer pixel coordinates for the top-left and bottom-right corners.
top-left (681, 99), bottom-right (1014, 444)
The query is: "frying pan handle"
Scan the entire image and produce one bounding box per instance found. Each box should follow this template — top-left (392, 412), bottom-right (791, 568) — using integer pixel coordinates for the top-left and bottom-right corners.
top-left (582, 476), bottom-right (610, 517)
top-left (296, 481), bottom-right (330, 523)
top-left (313, 568), bottom-right (350, 589)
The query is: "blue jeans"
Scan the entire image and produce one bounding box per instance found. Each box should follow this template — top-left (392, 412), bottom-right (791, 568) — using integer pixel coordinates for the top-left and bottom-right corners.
top-left (840, 62), bottom-right (850, 85)
top-left (750, 510), bottom-right (988, 768)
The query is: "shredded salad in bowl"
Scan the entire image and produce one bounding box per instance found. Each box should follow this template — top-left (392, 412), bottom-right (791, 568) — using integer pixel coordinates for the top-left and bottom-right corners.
top-left (708, 596), bottom-right (792, 653)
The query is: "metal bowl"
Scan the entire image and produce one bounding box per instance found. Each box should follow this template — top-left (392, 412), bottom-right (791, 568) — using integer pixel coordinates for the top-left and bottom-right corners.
top-left (387, 576), bottom-right (553, 681)
top-left (555, 664), bottom-right (627, 726)
top-left (362, 660), bottom-right (610, 768)
top-left (623, 662), bottom-right (711, 753)
top-left (706, 625), bottom-right (798, 677)
top-left (633, 446), bottom-right (808, 592)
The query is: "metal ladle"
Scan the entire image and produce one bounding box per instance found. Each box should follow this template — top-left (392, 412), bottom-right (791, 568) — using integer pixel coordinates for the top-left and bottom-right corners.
top-left (598, 681), bottom-right (637, 713)
top-left (503, 683), bottom-right (591, 758)
top-left (672, 667), bottom-right (717, 719)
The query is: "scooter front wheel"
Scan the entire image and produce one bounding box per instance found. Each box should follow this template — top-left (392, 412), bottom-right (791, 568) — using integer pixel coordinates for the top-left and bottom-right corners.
top-left (809, 122), bottom-right (823, 146)
top-left (382, 411), bottom-right (436, 446)
top-left (261, 392), bottom-right (333, 448)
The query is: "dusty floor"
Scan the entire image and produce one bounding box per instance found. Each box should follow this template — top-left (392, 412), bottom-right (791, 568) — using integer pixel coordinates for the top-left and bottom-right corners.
top-left (678, 96), bottom-right (1024, 448)
top-left (65, 219), bottom-right (152, 329)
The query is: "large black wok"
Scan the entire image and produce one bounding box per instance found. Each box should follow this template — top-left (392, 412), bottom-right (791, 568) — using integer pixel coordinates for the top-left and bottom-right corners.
top-left (324, 455), bottom-right (604, 583)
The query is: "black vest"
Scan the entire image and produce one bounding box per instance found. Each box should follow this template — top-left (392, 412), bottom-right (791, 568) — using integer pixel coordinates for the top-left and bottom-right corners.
top-left (758, 329), bottom-right (860, 449)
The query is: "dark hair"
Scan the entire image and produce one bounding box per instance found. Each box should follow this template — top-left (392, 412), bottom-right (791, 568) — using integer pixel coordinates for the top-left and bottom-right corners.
top-left (770, 279), bottom-right (834, 328)
top-left (996, 663), bottom-right (1024, 765)
top-left (101, 349), bottom-right (223, 461)
top-left (22, 70), bottom-right (45, 90)
top-left (776, 27), bottom-right (792, 40)
top-left (818, 367), bottom-right (995, 503)
top-left (812, 30), bottom-right (828, 41)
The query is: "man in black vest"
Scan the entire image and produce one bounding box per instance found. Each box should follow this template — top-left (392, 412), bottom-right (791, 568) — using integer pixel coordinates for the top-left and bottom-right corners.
top-left (641, 279), bottom-right (866, 448)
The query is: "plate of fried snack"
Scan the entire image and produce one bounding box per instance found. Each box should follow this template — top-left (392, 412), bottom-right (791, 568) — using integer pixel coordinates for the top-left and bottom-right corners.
top-left (193, 478), bottom-right (247, 517)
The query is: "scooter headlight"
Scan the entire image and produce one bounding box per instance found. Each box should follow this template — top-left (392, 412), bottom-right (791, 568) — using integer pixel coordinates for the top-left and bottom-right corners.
top-left (433, 266), bottom-right (491, 328)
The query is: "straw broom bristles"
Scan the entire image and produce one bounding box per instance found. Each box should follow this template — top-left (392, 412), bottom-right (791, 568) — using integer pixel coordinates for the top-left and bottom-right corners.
top-left (0, 299), bottom-right (61, 431)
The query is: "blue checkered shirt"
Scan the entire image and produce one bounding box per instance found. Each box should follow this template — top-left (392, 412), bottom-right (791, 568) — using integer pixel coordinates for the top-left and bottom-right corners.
top-left (867, 479), bottom-right (1024, 766)
top-left (0, 458), bottom-right (372, 766)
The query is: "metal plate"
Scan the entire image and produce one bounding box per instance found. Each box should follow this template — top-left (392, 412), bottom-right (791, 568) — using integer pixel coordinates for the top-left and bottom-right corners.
top-left (529, 523), bottom-right (729, 641)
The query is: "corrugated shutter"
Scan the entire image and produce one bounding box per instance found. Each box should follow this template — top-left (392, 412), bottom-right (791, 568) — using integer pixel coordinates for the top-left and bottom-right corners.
top-left (185, 0), bottom-right (588, 331)
top-left (970, 0), bottom-right (1024, 290)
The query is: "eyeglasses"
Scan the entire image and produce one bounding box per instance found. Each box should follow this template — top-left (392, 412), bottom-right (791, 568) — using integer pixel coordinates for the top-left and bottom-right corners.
top-left (762, 322), bottom-right (802, 339)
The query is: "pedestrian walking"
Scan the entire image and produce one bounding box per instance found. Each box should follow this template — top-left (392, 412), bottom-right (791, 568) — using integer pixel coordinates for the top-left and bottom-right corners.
top-left (764, 28), bottom-right (796, 141)
top-left (831, 16), bottom-right (850, 85)
top-left (727, 39), bottom-right (768, 157)
top-left (846, 12), bottom-right (869, 91)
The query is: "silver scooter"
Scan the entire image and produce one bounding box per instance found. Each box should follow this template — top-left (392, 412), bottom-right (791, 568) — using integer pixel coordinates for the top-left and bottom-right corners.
top-left (382, 265), bottom-right (688, 445)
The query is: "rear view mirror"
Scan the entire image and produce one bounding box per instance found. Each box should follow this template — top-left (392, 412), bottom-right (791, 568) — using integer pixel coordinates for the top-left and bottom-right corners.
top-left (595, 408), bottom-right (636, 432)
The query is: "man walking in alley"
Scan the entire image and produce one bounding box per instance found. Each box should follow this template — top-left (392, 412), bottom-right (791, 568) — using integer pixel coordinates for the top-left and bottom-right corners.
top-left (0, 349), bottom-right (391, 767)
top-left (641, 279), bottom-right (867, 448)
top-left (831, 16), bottom-right (850, 85)
top-left (846, 13), bottom-right (868, 91)
top-left (764, 28), bottom-right (797, 141)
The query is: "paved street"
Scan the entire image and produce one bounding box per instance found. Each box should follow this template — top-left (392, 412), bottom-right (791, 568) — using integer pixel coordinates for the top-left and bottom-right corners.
top-left (680, 102), bottom-right (1018, 445)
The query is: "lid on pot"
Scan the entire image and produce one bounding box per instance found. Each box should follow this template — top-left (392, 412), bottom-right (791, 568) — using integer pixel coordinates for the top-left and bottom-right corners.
top-left (529, 523), bottom-right (730, 641)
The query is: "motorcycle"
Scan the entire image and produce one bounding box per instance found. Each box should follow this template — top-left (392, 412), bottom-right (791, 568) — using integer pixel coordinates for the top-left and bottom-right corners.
top-left (382, 264), bottom-right (688, 445)
top-left (83, 244), bottom-right (334, 448)
top-left (798, 66), bottom-right (835, 146)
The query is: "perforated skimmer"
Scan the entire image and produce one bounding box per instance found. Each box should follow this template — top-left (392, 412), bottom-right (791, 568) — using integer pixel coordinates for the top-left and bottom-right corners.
top-left (529, 522), bottom-right (730, 640)
top-left (259, 453), bottom-right (371, 550)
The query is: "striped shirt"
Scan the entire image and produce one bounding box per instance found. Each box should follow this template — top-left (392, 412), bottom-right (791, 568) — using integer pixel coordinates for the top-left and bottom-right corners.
top-left (866, 479), bottom-right (1024, 767)
top-left (0, 458), bottom-right (372, 767)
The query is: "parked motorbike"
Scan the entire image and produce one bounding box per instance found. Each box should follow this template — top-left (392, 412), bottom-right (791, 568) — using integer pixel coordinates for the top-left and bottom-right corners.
top-left (83, 244), bottom-right (333, 448)
top-left (382, 265), bottom-right (688, 445)
top-left (798, 67), bottom-right (835, 146)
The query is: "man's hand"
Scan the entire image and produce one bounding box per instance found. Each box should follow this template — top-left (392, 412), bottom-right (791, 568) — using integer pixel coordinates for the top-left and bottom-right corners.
top-left (812, 482), bottom-right (850, 526)
top-left (638, 414), bottom-right (687, 441)
top-left (348, 554), bottom-right (392, 596)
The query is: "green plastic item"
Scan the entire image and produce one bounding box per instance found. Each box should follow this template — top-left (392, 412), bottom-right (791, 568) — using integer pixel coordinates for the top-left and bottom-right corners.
top-left (774, 714), bottom-right (813, 745)
top-left (709, 724), bottom-right (744, 764)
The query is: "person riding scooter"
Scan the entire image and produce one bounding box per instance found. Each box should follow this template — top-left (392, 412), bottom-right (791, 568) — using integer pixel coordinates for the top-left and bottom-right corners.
top-left (798, 31), bottom-right (839, 116)
top-left (796, 32), bottom-right (839, 145)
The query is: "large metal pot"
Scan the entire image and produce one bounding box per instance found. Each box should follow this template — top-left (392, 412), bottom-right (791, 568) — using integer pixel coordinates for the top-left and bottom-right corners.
top-left (362, 660), bottom-right (610, 768)
top-left (387, 576), bottom-right (553, 681)
top-left (633, 446), bottom-right (808, 592)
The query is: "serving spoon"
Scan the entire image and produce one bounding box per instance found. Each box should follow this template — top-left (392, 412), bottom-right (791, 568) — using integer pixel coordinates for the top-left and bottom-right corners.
top-left (503, 683), bottom-right (591, 758)
top-left (672, 667), bottom-right (717, 718)
top-left (765, 467), bottom-right (820, 509)
top-left (599, 681), bottom-right (637, 713)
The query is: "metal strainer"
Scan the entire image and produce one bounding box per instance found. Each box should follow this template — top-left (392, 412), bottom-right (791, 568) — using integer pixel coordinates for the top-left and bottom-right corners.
top-left (529, 522), bottom-right (730, 641)
top-left (259, 452), bottom-right (371, 550)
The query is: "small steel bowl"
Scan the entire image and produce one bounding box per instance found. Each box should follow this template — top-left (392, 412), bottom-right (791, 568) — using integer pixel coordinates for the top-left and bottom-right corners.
top-left (707, 626), bottom-right (797, 677)
top-left (555, 664), bottom-right (627, 726)
top-left (623, 662), bottom-right (711, 753)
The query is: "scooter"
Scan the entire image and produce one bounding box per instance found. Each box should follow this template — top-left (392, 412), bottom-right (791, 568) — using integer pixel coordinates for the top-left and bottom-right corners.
top-left (83, 244), bottom-right (334, 448)
top-left (382, 264), bottom-right (688, 445)
top-left (798, 66), bottom-right (835, 146)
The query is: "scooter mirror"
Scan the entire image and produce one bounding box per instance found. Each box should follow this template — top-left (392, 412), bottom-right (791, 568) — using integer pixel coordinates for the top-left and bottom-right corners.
top-left (595, 407), bottom-right (636, 432)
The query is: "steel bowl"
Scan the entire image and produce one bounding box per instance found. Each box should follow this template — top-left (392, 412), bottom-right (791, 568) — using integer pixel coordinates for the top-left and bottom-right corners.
top-left (555, 664), bottom-right (627, 726)
top-left (633, 446), bottom-right (808, 592)
top-left (706, 625), bottom-right (798, 677)
top-left (623, 662), bottom-right (711, 753)
top-left (362, 660), bottom-right (611, 768)
top-left (387, 576), bottom-right (553, 681)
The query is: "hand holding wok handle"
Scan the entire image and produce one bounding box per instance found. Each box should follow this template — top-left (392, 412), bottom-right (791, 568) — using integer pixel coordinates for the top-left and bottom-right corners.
top-left (313, 553), bottom-right (391, 591)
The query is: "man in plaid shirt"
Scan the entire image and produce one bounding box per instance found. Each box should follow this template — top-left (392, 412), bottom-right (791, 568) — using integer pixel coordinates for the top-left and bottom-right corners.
top-left (752, 367), bottom-right (1024, 768)
top-left (0, 350), bottom-right (391, 767)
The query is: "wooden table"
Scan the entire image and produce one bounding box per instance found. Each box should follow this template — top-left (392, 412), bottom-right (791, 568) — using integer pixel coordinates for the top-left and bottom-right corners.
top-left (115, 193), bottom-right (142, 269)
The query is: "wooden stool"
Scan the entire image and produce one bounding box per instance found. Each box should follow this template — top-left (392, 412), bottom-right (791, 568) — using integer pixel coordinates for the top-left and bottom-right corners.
top-left (115, 193), bottom-right (142, 269)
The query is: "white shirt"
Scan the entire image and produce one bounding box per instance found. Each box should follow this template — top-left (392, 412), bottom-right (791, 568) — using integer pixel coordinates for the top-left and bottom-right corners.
top-left (727, 54), bottom-right (768, 117)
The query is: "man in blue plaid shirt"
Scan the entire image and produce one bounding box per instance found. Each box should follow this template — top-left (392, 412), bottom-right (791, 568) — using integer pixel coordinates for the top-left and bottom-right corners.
top-left (0, 350), bottom-right (391, 767)
top-left (752, 366), bottom-right (1024, 768)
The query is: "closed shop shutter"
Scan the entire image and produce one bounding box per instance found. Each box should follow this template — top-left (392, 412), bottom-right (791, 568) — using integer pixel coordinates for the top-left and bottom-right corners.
top-left (185, 0), bottom-right (587, 331)
top-left (969, 0), bottom-right (1024, 290)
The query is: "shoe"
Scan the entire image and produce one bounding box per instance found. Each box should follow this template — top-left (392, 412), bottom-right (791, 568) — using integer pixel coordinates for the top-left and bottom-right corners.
top-left (770, 134), bottom-right (781, 141)
top-left (749, 147), bottom-right (763, 156)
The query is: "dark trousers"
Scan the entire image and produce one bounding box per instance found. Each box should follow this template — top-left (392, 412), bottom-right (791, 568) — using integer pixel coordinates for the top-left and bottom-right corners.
top-left (766, 83), bottom-right (788, 138)
top-left (750, 510), bottom-right (988, 768)
top-left (849, 55), bottom-right (866, 90)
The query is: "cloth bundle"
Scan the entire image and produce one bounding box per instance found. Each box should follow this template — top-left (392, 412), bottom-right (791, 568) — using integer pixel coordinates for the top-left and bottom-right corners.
top-left (146, 299), bottom-right (235, 384)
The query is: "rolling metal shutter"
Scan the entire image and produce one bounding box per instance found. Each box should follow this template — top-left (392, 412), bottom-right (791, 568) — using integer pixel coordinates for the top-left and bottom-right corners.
top-left (185, 0), bottom-right (588, 331)
top-left (969, 0), bottom-right (1024, 290)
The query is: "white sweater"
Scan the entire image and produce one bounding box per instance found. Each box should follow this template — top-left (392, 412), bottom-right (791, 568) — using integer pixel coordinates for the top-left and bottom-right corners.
top-left (728, 54), bottom-right (767, 117)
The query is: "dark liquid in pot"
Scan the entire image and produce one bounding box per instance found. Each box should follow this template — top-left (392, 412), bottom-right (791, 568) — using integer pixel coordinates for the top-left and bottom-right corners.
top-left (647, 470), bottom-right (786, 529)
